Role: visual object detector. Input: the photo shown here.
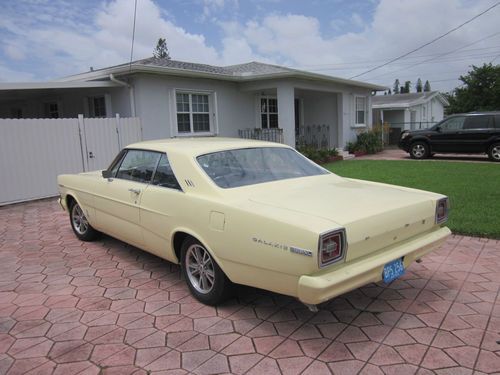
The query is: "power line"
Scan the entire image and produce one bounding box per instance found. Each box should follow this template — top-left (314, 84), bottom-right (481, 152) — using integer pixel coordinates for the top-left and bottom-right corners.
top-left (128, 0), bottom-right (138, 73)
top-left (363, 31), bottom-right (500, 80)
top-left (349, 1), bottom-right (500, 79)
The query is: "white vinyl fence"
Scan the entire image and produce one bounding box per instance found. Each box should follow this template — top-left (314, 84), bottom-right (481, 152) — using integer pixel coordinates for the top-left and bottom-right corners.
top-left (0, 115), bottom-right (142, 205)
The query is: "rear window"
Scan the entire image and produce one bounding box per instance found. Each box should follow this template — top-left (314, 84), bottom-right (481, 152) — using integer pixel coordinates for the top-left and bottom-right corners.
top-left (463, 115), bottom-right (494, 129)
top-left (197, 147), bottom-right (329, 188)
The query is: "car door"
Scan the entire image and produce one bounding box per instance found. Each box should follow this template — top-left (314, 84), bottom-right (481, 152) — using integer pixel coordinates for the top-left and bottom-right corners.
top-left (93, 149), bottom-right (160, 248)
top-left (428, 116), bottom-right (466, 152)
top-left (459, 115), bottom-right (495, 152)
top-left (139, 153), bottom-right (184, 262)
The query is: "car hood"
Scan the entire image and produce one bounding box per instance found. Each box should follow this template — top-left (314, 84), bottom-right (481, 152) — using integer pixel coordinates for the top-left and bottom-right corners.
top-left (405, 129), bottom-right (435, 136)
top-left (247, 176), bottom-right (441, 261)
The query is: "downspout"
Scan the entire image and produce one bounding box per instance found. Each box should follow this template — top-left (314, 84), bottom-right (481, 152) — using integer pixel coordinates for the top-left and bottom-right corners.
top-left (109, 73), bottom-right (136, 117)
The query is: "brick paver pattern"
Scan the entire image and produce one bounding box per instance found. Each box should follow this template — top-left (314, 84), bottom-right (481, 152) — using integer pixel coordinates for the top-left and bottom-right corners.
top-left (0, 199), bottom-right (499, 374)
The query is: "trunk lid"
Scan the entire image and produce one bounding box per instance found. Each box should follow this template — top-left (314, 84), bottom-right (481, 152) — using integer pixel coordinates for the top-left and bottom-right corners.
top-left (249, 177), bottom-right (438, 261)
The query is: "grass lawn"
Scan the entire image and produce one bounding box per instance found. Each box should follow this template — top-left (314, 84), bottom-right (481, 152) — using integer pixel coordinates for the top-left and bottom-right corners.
top-left (324, 160), bottom-right (500, 239)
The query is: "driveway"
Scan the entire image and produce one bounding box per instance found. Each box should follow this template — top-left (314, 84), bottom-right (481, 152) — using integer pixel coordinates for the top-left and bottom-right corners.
top-left (0, 199), bottom-right (499, 374)
top-left (356, 148), bottom-right (492, 163)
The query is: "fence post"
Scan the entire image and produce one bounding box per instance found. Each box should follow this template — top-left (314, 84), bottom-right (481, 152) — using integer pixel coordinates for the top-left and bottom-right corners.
top-left (77, 114), bottom-right (88, 172)
top-left (115, 113), bottom-right (121, 149)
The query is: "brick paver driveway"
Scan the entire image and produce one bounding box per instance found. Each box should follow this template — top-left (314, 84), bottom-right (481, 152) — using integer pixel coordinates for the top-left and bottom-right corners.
top-left (0, 199), bottom-right (499, 374)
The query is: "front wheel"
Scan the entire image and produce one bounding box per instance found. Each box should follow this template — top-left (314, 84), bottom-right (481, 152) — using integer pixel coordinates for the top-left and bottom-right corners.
top-left (488, 142), bottom-right (500, 162)
top-left (410, 142), bottom-right (429, 159)
top-left (69, 201), bottom-right (100, 241)
top-left (181, 237), bottom-right (234, 305)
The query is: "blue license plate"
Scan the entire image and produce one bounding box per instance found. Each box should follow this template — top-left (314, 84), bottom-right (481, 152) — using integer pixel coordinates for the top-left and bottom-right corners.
top-left (383, 258), bottom-right (405, 283)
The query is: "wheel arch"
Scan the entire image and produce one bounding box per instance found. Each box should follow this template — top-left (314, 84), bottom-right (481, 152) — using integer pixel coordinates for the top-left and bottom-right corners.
top-left (171, 229), bottom-right (228, 277)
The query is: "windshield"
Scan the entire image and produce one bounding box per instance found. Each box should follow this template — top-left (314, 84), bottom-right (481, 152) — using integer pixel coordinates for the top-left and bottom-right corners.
top-left (197, 147), bottom-right (329, 188)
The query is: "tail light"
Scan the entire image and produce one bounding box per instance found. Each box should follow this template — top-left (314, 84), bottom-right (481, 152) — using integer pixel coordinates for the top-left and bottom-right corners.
top-left (319, 228), bottom-right (347, 268)
top-left (435, 197), bottom-right (450, 224)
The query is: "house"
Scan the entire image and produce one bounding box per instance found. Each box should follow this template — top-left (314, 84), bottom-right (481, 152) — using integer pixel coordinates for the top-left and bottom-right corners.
top-left (0, 58), bottom-right (385, 149)
top-left (372, 91), bottom-right (449, 144)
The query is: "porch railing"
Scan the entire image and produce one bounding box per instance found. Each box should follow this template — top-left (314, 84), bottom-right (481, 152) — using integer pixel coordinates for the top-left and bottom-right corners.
top-left (296, 124), bottom-right (331, 150)
top-left (238, 128), bottom-right (284, 143)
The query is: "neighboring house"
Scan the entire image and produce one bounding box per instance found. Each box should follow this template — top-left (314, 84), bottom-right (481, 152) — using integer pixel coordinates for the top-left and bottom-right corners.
top-left (372, 91), bottom-right (449, 144)
top-left (0, 58), bottom-right (385, 149)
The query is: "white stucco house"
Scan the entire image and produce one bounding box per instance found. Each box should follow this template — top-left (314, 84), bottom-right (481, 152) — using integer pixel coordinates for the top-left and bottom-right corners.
top-left (0, 58), bottom-right (385, 149)
top-left (372, 91), bottom-right (449, 144)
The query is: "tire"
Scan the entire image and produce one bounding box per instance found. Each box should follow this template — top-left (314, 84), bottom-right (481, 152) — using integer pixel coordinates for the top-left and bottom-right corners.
top-left (488, 142), bottom-right (500, 162)
top-left (181, 237), bottom-right (234, 305)
top-left (69, 200), bottom-right (100, 241)
top-left (410, 142), bottom-right (429, 159)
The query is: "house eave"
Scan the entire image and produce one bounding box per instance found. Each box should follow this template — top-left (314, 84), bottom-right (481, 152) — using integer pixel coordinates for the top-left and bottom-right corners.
top-left (0, 81), bottom-right (121, 91)
top-left (59, 64), bottom-right (388, 91)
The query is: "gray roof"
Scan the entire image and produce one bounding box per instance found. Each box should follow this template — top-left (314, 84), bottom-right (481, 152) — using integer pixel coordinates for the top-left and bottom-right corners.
top-left (372, 91), bottom-right (446, 107)
top-left (95, 57), bottom-right (294, 77)
top-left (59, 57), bottom-right (386, 91)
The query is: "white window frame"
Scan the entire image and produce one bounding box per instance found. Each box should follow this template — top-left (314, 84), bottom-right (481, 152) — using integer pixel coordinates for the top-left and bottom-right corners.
top-left (354, 96), bottom-right (367, 126)
top-left (174, 89), bottom-right (215, 136)
top-left (259, 95), bottom-right (279, 129)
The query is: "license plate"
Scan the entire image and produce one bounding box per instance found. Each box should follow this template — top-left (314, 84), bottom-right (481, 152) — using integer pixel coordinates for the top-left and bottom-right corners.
top-left (383, 258), bottom-right (405, 283)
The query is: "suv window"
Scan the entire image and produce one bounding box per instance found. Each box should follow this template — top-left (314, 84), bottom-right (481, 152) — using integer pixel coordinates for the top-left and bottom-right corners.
top-left (463, 115), bottom-right (494, 130)
top-left (439, 116), bottom-right (466, 131)
top-left (115, 150), bottom-right (160, 183)
top-left (152, 154), bottom-right (181, 190)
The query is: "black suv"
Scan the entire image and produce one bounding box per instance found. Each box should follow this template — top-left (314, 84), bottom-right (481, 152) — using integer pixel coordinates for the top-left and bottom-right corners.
top-left (399, 112), bottom-right (500, 161)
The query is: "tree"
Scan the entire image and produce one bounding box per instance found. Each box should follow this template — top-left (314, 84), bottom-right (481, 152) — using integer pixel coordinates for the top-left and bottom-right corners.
top-left (153, 37), bottom-right (170, 59)
top-left (424, 80), bottom-right (431, 92)
top-left (401, 81), bottom-right (411, 93)
top-left (416, 78), bottom-right (423, 92)
top-left (393, 79), bottom-right (400, 94)
top-left (446, 63), bottom-right (500, 114)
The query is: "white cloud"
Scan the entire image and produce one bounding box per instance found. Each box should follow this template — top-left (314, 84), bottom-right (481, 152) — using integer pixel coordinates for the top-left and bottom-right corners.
top-left (1, 0), bottom-right (499, 92)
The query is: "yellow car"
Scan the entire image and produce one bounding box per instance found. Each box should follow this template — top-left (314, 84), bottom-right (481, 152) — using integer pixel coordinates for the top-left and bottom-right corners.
top-left (58, 138), bottom-right (450, 310)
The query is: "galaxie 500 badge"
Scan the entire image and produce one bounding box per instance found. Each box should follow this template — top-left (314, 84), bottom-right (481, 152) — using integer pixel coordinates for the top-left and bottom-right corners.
top-left (252, 238), bottom-right (312, 257)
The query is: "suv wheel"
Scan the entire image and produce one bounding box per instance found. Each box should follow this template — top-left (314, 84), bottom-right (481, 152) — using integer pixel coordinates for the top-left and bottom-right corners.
top-left (410, 142), bottom-right (429, 160)
top-left (488, 142), bottom-right (500, 162)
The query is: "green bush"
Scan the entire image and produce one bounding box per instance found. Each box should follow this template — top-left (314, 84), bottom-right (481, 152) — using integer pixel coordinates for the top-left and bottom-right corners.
top-left (297, 146), bottom-right (339, 163)
top-left (347, 129), bottom-right (383, 154)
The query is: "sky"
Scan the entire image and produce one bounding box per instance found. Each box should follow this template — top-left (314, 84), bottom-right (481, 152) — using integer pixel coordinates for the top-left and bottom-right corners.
top-left (0, 0), bottom-right (499, 92)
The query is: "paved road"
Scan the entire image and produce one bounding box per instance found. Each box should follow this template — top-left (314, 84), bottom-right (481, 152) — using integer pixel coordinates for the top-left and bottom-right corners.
top-left (0, 199), bottom-right (499, 374)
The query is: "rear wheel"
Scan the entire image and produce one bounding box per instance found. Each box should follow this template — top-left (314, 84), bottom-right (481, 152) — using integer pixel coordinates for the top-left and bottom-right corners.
top-left (410, 142), bottom-right (429, 159)
top-left (69, 201), bottom-right (99, 241)
top-left (488, 142), bottom-right (500, 162)
top-left (181, 237), bottom-right (234, 305)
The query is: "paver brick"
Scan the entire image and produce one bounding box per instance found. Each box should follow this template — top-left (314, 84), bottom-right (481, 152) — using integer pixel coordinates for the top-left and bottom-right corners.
top-left (0, 199), bottom-right (499, 374)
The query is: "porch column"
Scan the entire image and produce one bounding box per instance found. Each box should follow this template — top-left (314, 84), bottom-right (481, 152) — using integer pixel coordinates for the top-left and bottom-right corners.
top-left (277, 84), bottom-right (295, 147)
top-left (337, 92), bottom-right (353, 149)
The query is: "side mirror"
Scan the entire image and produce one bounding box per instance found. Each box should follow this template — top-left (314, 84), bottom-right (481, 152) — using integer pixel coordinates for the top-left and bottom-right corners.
top-left (435, 126), bottom-right (441, 132)
top-left (102, 170), bottom-right (112, 178)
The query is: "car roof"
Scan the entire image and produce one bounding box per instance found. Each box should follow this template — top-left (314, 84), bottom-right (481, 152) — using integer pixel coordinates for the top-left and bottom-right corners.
top-left (450, 111), bottom-right (500, 116)
top-left (125, 137), bottom-right (290, 156)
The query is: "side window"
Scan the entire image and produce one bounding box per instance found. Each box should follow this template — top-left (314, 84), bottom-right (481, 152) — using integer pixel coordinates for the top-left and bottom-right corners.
top-left (152, 154), bottom-right (181, 190)
top-left (115, 150), bottom-right (160, 183)
top-left (440, 116), bottom-right (465, 131)
top-left (463, 115), bottom-right (494, 130)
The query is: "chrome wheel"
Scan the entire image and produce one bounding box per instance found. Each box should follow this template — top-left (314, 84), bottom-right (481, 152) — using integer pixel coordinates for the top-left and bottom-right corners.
top-left (71, 204), bottom-right (89, 235)
top-left (492, 145), bottom-right (500, 160)
top-left (412, 144), bottom-right (425, 158)
top-left (185, 244), bottom-right (215, 294)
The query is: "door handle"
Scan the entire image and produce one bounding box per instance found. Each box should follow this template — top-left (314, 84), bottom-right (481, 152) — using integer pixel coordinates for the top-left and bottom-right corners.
top-left (128, 188), bottom-right (141, 195)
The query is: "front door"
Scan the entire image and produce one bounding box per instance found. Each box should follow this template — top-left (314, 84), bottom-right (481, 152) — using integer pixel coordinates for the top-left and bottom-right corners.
top-left (429, 116), bottom-right (466, 152)
top-left (94, 149), bottom-right (160, 247)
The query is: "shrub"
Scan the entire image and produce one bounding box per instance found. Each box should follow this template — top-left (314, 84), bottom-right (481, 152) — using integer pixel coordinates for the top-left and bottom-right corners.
top-left (346, 129), bottom-right (383, 154)
top-left (297, 146), bottom-right (339, 163)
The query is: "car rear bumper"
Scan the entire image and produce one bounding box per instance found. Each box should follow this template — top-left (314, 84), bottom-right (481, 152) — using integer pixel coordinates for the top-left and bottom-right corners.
top-left (297, 226), bottom-right (451, 305)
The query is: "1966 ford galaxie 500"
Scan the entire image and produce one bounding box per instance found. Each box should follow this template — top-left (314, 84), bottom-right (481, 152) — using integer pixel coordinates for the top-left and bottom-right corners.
top-left (58, 138), bottom-right (450, 310)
